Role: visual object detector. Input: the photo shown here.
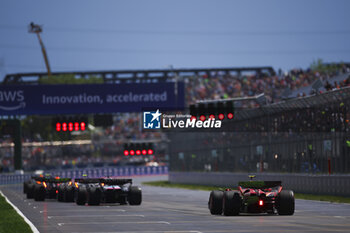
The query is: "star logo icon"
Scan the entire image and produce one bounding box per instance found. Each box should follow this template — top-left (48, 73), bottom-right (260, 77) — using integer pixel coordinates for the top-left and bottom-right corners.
top-left (143, 109), bottom-right (162, 129)
top-left (150, 109), bottom-right (162, 122)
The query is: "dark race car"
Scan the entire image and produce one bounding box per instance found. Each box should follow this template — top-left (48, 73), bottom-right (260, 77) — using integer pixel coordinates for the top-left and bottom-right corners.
top-left (57, 179), bottom-right (77, 202)
top-left (24, 175), bottom-right (72, 201)
top-left (23, 175), bottom-right (42, 196)
top-left (74, 178), bottom-right (142, 206)
top-left (209, 175), bottom-right (294, 216)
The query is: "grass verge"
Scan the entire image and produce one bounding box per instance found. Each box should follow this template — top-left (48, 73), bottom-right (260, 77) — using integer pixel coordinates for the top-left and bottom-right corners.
top-left (142, 181), bottom-right (350, 204)
top-left (0, 192), bottom-right (32, 233)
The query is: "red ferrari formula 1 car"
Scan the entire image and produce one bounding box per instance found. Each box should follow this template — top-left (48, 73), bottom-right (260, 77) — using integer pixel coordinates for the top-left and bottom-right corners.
top-left (209, 175), bottom-right (294, 216)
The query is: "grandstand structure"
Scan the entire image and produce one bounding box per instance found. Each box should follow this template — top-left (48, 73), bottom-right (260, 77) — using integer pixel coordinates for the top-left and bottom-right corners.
top-left (1, 64), bottom-right (350, 173)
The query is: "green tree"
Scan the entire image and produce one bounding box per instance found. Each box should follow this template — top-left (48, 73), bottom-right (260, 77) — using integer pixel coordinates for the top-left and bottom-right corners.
top-left (310, 59), bottom-right (344, 74)
top-left (39, 74), bottom-right (103, 84)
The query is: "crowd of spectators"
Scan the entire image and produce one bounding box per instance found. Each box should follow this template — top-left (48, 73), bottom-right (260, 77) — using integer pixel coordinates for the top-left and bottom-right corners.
top-left (101, 113), bottom-right (165, 141)
top-left (185, 64), bottom-right (350, 106)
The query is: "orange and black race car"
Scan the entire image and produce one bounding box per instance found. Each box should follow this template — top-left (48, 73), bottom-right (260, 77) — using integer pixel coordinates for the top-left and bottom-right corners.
top-left (209, 175), bottom-right (294, 216)
top-left (23, 175), bottom-right (71, 201)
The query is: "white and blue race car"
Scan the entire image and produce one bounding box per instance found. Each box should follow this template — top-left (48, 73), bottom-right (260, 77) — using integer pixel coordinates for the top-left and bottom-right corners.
top-left (72, 177), bottom-right (142, 206)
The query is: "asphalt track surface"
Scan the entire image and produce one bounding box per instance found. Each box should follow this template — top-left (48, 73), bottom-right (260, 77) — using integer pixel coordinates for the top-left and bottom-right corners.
top-left (1, 175), bottom-right (350, 233)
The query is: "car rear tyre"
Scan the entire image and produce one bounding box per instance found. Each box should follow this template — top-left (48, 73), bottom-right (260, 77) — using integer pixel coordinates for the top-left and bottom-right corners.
top-left (209, 190), bottom-right (223, 215)
top-left (76, 186), bottom-right (87, 205)
top-left (34, 184), bottom-right (46, 201)
top-left (223, 191), bottom-right (241, 216)
top-left (26, 183), bottom-right (35, 199)
top-left (65, 186), bottom-right (75, 202)
top-left (57, 185), bottom-right (64, 202)
top-left (23, 181), bottom-right (29, 194)
top-left (128, 186), bottom-right (142, 205)
top-left (87, 186), bottom-right (101, 205)
top-left (277, 190), bottom-right (295, 215)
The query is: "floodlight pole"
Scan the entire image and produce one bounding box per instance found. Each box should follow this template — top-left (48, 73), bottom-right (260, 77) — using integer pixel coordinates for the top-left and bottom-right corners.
top-left (29, 22), bottom-right (51, 77)
top-left (169, 65), bottom-right (179, 108)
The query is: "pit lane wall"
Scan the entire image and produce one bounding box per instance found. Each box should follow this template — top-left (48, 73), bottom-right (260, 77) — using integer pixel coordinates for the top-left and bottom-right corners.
top-left (0, 166), bottom-right (168, 185)
top-left (169, 171), bottom-right (350, 196)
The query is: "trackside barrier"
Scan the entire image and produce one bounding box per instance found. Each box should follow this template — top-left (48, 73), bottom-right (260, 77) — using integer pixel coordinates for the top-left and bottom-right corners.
top-left (169, 171), bottom-right (350, 196)
top-left (0, 166), bottom-right (168, 185)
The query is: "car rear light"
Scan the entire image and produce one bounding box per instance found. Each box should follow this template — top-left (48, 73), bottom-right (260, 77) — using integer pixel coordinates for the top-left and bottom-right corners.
top-left (278, 186), bottom-right (283, 193)
top-left (259, 200), bottom-right (264, 206)
top-left (56, 190), bottom-right (58, 194)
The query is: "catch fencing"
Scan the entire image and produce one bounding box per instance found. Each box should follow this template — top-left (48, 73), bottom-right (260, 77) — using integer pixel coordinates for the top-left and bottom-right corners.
top-left (169, 171), bottom-right (350, 196)
top-left (168, 87), bottom-right (350, 174)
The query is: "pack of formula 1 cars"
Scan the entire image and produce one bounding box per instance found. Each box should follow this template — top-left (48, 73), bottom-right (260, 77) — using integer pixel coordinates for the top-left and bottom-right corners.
top-left (23, 175), bottom-right (71, 201)
top-left (208, 175), bottom-right (295, 216)
top-left (24, 174), bottom-right (294, 216)
top-left (23, 175), bottom-right (142, 206)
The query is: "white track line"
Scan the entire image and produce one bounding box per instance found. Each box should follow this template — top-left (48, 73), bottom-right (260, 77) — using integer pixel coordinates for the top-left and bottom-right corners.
top-left (48, 214), bottom-right (145, 218)
top-left (39, 209), bottom-right (126, 213)
top-left (57, 221), bottom-right (171, 226)
top-left (77, 231), bottom-right (202, 233)
top-left (0, 190), bottom-right (40, 233)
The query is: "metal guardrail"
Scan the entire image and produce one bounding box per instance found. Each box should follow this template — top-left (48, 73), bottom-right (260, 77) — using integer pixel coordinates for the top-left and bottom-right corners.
top-left (0, 166), bottom-right (168, 185)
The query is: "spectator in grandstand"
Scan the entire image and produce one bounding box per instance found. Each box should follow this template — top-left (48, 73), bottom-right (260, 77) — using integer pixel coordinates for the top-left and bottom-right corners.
top-left (325, 81), bottom-right (332, 91)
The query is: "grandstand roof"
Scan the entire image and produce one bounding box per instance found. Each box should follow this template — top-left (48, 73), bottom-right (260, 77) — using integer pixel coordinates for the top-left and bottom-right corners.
top-left (2, 67), bottom-right (275, 85)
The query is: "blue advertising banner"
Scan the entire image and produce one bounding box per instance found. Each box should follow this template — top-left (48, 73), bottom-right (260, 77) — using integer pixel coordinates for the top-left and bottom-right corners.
top-left (0, 83), bottom-right (184, 115)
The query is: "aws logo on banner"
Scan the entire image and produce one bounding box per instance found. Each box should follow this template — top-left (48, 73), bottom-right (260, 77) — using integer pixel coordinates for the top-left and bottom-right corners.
top-left (0, 90), bottom-right (26, 111)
